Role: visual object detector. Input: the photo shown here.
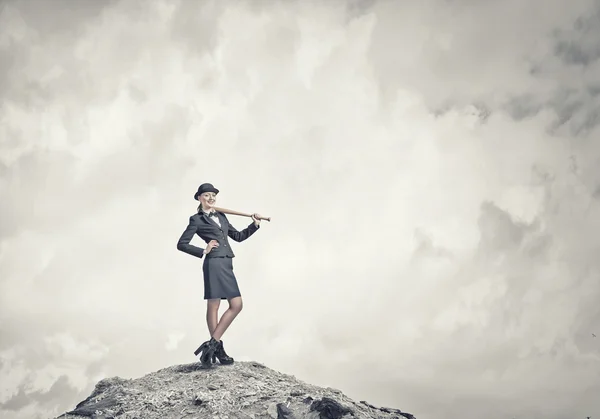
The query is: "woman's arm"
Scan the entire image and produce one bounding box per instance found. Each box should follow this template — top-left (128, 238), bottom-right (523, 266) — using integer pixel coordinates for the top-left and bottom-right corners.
top-left (177, 216), bottom-right (206, 258)
top-left (226, 216), bottom-right (260, 242)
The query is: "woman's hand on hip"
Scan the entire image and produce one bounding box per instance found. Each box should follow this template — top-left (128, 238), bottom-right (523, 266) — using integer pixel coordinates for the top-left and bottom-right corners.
top-left (204, 240), bottom-right (219, 254)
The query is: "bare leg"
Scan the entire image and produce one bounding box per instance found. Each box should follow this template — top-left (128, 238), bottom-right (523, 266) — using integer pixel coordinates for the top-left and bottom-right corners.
top-left (211, 297), bottom-right (243, 341)
top-left (193, 299), bottom-right (221, 358)
top-left (206, 299), bottom-right (221, 337)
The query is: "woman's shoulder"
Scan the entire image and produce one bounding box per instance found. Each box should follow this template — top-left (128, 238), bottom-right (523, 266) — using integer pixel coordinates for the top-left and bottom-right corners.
top-left (216, 211), bottom-right (229, 219)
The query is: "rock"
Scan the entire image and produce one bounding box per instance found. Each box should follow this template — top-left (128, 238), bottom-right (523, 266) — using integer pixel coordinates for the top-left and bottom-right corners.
top-left (251, 362), bottom-right (266, 369)
top-left (276, 403), bottom-right (296, 419)
top-left (66, 395), bottom-right (121, 417)
top-left (267, 402), bottom-right (278, 418)
top-left (309, 397), bottom-right (353, 419)
top-left (173, 363), bottom-right (205, 374)
top-left (192, 393), bottom-right (205, 406)
top-left (360, 400), bottom-right (416, 419)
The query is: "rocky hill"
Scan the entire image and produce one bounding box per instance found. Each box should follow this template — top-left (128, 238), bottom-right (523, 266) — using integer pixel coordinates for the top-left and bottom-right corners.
top-left (54, 360), bottom-right (415, 419)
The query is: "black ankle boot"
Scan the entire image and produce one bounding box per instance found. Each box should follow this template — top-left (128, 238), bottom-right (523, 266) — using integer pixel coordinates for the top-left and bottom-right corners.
top-left (198, 338), bottom-right (219, 368)
top-left (213, 340), bottom-right (234, 365)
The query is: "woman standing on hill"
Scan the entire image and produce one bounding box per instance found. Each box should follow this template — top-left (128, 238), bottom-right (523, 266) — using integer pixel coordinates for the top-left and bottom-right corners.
top-left (177, 182), bottom-right (262, 368)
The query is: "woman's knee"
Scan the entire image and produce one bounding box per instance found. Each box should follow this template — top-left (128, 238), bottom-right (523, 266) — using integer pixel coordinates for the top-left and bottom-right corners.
top-left (229, 297), bottom-right (243, 313)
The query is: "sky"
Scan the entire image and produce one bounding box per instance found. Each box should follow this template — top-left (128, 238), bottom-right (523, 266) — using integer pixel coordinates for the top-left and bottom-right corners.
top-left (1, 0), bottom-right (600, 418)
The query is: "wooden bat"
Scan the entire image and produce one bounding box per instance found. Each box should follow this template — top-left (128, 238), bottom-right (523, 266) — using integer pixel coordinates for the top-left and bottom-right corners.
top-left (213, 206), bottom-right (271, 222)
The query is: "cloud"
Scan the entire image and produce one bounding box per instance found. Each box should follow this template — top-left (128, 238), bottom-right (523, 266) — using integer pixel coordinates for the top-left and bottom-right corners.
top-left (1, 1), bottom-right (600, 419)
top-left (1, 375), bottom-right (78, 412)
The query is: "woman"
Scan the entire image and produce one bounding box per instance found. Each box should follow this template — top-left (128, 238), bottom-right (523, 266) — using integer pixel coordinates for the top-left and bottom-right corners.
top-left (177, 182), bottom-right (262, 368)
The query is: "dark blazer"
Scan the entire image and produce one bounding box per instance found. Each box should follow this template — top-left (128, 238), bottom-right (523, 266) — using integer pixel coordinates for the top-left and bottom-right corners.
top-left (177, 211), bottom-right (260, 259)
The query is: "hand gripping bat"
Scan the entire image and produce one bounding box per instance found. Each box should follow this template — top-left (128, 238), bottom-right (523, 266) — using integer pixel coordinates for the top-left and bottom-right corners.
top-left (213, 206), bottom-right (271, 222)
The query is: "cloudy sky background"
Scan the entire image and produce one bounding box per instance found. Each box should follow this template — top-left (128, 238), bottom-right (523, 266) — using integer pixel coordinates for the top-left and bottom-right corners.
top-left (1, 0), bottom-right (600, 418)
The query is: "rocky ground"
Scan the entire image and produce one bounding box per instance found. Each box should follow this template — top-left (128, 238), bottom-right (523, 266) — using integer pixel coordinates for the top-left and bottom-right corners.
top-left (53, 360), bottom-right (415, 419)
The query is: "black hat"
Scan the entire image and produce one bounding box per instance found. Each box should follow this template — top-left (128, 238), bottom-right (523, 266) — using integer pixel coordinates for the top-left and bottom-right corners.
top-left (194, 183), bottom-right (219, 200)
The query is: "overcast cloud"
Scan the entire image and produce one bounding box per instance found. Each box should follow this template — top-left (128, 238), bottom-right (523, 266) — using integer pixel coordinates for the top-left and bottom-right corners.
top-left (1, 0), bottom-right (600, 418)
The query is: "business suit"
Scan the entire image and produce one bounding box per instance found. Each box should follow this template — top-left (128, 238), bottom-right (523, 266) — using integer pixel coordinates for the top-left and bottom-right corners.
top-left (177, 211), bottom-right (260, 300)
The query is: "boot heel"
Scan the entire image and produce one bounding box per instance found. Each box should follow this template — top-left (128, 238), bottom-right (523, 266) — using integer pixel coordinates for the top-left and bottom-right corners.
top-left (194, 342), bottom-right (208, 356)
top-left (199, 338), bottom-right (219, 368)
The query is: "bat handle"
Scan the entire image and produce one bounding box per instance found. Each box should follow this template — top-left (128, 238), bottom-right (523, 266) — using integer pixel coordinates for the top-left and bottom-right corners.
top-left (259, 216), bottom-right (271, 222)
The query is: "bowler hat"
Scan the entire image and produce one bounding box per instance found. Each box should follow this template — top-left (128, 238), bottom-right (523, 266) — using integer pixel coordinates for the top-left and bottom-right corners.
top-left (194, 183), bottom-right (219, 200)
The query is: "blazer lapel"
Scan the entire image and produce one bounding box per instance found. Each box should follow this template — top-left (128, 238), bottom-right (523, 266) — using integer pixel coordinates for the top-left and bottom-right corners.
top-left (202, 211), bottom-right (223, 231)
top-left (215, 212), bottom-right (227, 234)
top-left (200, 212), bottom-right (218, 229)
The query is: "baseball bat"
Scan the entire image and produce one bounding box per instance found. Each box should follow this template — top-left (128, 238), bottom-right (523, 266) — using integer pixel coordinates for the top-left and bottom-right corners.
top-left (213, 206), bottom-right (271, 222)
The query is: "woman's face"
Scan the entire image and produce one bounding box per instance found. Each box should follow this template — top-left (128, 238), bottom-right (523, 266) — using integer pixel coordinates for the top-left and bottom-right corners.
top-left (200, 192), bottom-right (217, 209)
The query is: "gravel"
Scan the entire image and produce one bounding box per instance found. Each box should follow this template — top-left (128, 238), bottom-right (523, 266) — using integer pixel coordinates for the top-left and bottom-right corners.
top-left (53, 360), bottom-right (415, 419)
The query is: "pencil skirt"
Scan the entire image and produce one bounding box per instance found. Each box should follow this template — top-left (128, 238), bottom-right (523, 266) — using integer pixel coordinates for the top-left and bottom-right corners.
top-left (202, 256), bottom-right (241, 300)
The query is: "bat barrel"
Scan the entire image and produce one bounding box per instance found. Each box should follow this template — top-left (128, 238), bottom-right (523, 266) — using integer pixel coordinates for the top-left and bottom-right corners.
top-left (214, 206), bottom-right (271, 222)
